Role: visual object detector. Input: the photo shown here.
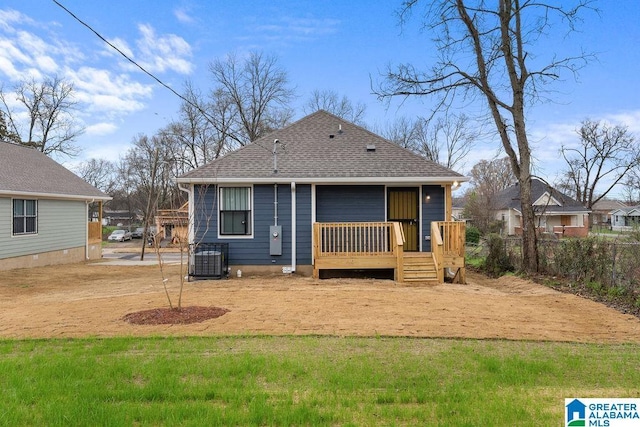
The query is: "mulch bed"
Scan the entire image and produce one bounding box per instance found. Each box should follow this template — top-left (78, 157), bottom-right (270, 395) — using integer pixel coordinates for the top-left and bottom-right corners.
top-left (122, 306), bottom-right (229, 325)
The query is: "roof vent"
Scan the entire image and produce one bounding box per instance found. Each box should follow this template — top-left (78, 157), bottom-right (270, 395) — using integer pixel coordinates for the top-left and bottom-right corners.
top-left (329, 134), bottom-right (335, 139)
top-left (366, 144), bottom-right (376, 152)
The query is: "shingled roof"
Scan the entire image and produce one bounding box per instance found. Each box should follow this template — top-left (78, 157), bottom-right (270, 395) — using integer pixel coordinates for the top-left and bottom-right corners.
top-left (495, 178), bottom-right (589, 214)
top-left (0, 142), bottom-right (110, 200)
top-left (177, 110), bottom-right (466, 183)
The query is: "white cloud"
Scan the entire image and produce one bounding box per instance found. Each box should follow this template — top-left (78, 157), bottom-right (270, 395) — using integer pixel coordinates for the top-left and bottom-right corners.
top-left (135, 24), bottom-right (193, 74)
top-left (85, 122), bottom-right (118, 136)
top-left (604, 110), bottom-right (640, 134)
top-left (0, 8), bottom-right (32, 31)
top-left (106, 24), bottom-right (193, 75)
top-left (65, 66), bottom-right (153, 114)
top-left (174, 8), bottom-right (195, 24)
top-left (251, 16), bottom-right (341, 43)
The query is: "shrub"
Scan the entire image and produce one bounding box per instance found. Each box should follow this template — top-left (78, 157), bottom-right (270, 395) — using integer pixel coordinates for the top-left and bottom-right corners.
top-left (483, 234), bottom-right (513, 277)
top-left (466, 225), bottom-right (481, 245)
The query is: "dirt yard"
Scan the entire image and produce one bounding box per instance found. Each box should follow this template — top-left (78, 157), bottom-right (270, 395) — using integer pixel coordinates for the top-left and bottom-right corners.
top-left (1, 260), bottom-right (639, 343)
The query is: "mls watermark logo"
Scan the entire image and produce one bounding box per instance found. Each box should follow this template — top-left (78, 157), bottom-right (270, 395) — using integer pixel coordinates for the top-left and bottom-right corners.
top-left (565, 398), bottom-right (640, 426)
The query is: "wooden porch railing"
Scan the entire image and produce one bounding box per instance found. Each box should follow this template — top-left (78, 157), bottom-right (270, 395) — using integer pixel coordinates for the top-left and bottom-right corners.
top-left (313, 221), bottom-right (465, 283)
top-left (313, 222), bottom-right (405, 280)
top-left (431, 221), bottom-right (466, 283)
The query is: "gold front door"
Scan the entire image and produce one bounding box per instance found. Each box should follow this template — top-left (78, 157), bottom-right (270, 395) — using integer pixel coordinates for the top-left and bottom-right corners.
top-left (388, 188), bottom-right (419, 251)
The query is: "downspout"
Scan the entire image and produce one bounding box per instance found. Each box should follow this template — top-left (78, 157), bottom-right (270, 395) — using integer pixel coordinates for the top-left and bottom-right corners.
top-left (85, 200), bottom-right (91, 260)
top-left (274, 183), bottom-right (278, 226)
top-left (291, 181), bottom-right (296, 273)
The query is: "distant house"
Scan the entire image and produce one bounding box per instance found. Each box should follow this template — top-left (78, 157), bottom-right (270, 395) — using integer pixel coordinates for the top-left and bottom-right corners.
top-left (0, 142), bottom-right (110, 271)
top-left (176, 110), bottom-right (469, 283)
top-left (610, 205), bottom-right (640, 231)
top-left (102, 209), bottom-right (138, 226)
top-left (591, 199), bottom-right (626, 227)
top-left (494, 178), bottom-right (591, 237)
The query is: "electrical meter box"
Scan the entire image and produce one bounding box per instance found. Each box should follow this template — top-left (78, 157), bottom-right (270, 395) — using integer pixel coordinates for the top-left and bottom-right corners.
top-left (270, 225), bottom-right (282, 256)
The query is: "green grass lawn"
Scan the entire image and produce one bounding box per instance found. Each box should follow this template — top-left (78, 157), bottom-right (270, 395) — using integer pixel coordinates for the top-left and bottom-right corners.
top-left (1, 336), bottom-right (638, 426)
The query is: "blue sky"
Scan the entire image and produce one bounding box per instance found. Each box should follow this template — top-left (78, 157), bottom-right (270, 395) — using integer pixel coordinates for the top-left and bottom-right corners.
top-left (1, 1), bottom-right (639, 192)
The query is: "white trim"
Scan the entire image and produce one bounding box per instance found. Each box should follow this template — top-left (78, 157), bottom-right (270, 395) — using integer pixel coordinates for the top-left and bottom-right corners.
top-left (10, 197), bottom-right (38, 237)
top-left (1, 190), bottom-right (110, 201)
top-left (533, 191), bottom-right (561, 207)
top-left (311, 184), bottom-right (316, 265)
top-left (291, 182), bottom-right (296, 272)
top-left (217, 185), bottom-right (254, 239)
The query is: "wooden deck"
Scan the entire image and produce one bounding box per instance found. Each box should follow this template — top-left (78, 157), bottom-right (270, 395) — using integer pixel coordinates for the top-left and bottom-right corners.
top-left (313, 221), bottom-right (465, 283)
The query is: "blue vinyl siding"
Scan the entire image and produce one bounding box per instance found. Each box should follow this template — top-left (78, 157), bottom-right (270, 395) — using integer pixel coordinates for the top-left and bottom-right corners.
top-left (422, 185), bottom-right (445, 244)
top-left (316, 185), bottom-right (385, 222)
top-left (195, 184), bottom-right (312, 266)
top-left (295, 184), bottom-right (312, 265)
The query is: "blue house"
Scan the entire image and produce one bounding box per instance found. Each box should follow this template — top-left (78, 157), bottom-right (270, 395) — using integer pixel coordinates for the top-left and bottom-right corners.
top-left (175, 111), bottom-right (468, 282)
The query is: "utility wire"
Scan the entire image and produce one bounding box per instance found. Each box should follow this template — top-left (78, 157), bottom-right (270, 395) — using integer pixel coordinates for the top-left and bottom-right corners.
top-left (51, 0), bottom-right (272, 153)
top-left (52, 0), bottom-right (190, 106)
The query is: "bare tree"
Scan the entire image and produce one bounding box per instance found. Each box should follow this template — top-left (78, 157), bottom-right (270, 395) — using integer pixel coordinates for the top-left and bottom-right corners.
top-left (162, 82), bottom-right (235, 173)
top-left (75, 158), bottom-right (116, 193)
top-left (0, 110), bottom-right (20, 143)
top-left (463, 157), bottom-right (515, 232)
top-left (416, 113), bottom-right (479, 170)
top-left (375, 0), bottom-right (595, 272)
top-left (380, 116), bottom-right (418, 150)
top-left (303, 89), bottom-right (367, 125)
top-left (560, 119), bottom-right (639, 213)
top-left (0, 76), bottom-right (84, 158)
top-left (382, 113), bottom-right (479, 170)
top-left (209, 51), bottom-right (295, 145)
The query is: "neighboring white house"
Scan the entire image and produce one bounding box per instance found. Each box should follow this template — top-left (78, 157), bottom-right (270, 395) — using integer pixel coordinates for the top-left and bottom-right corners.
top-left (610, 206), bottom-right (640, 231)
top-left (494, 178), bottom-right (591, 237)
top-left (0, 142), bottom-right (111, 271)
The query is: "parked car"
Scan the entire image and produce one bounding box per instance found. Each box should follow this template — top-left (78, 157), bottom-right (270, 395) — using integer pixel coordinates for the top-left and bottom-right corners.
top-left (107, 229), bottom-right (132, 242)
top-left (131, 227), bottom-right (146, 239)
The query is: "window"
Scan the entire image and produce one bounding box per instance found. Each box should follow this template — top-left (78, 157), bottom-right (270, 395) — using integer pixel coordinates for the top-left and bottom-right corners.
top-left (13, 199), bottom-right (38, 235)
top-left (220, 187), bottom-right (251, 235)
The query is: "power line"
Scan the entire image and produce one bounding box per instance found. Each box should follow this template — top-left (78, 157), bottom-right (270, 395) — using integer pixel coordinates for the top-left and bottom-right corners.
top-left (52, 0), bottom-right (189, 105)
top-left (51, 1), bottom-right (271, 153)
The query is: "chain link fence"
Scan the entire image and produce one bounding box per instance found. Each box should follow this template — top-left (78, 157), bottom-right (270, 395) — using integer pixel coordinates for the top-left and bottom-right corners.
top-left (504, 237), bottom-right (640, 290)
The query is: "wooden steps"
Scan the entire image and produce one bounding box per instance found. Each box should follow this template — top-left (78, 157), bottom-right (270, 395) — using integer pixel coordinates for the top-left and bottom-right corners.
top-left (402, 253), bottom-right (438, 283)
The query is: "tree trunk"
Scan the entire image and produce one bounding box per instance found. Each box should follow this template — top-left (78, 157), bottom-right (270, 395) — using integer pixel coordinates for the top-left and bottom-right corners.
top-left (518, 177), bottom-right (539, 273)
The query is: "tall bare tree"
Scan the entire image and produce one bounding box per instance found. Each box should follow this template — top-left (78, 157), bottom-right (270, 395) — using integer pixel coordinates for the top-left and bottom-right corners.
top-left (382, 113), bottom-right (479, 170)
top-left (560, 119), bottom-right (639, 212)
top-left (209, 51), bottom-right (295, 145)
top-left (163, 81), bottom-right (235, 173)
top-left (0, 76), bottom-right (84, 158)
top-left (464, 157), bottom-right (515, 232)
top-left (303, 89), bottom-right (367, 125)
top-left (416, 113), bottom-right (479, 170)
top-left (75, 158), bottom-right (116, 194)
top-left (376, 0), bottom-right (595, 272)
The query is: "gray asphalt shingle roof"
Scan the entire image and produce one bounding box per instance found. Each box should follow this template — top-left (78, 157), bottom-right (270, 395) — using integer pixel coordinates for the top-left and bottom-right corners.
top-left (0, 142), bottom-right (109, 200)
top-left (495, 178), bottom-right (589, 213)
top-left (178, 110), bottom-right (465, 183)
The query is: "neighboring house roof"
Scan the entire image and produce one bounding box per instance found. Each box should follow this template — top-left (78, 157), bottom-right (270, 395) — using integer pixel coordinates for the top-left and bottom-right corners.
top-left (494, 178), bottom-right (590, 214)
top-left (176, 110), bottom-right (466, 184)
top-left (0, 142), bottom-right (110, 200)
top-left (592, 199), bottom-right (626, 212)
top-left (610, 206), bottom-right (640, 216)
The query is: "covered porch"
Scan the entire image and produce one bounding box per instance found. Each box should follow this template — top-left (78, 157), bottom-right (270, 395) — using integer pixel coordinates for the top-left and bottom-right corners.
top-left (312, 221), bottom-right (466, 283)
